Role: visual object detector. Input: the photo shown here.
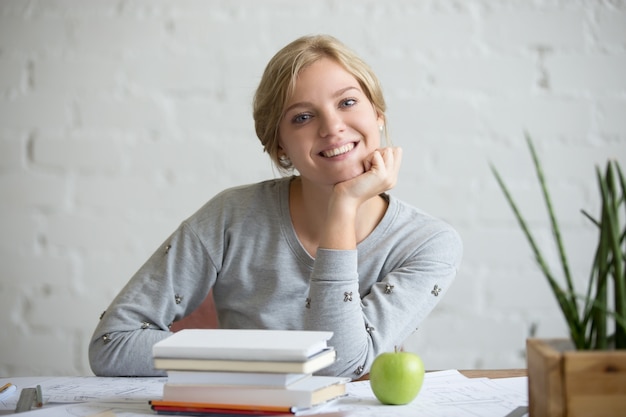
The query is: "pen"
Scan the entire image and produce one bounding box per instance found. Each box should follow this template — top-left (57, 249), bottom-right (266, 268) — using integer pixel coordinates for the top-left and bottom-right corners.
top-left (0, 383), bottom-right (17, 401)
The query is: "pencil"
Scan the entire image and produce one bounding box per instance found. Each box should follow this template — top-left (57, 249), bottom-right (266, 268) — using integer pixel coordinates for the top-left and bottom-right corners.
top-left (0, 383), bottom-right (17, 402)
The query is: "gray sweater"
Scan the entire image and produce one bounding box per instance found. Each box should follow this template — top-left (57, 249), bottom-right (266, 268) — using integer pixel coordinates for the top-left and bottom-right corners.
top-left (89, 177), bottom-right (462, 378)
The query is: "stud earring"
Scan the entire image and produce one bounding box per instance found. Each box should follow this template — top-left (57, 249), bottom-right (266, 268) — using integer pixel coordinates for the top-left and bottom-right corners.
top-left (279, 154), bottom-right (291, 167)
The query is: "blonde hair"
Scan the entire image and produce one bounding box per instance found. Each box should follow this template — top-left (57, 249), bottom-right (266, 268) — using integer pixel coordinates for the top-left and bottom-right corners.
top-left (253, 34), bottom-right (388, 173)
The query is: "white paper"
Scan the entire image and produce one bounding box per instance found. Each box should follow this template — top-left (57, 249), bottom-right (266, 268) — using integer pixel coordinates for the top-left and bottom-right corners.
top-left (0, 371), bottom-right (528, 417)
top-left (300, 370), bottom-right (528, 417)
top-left (2, 401), bottom-right (154, 417)
top-left (0, 376), bottom-right (165, 411)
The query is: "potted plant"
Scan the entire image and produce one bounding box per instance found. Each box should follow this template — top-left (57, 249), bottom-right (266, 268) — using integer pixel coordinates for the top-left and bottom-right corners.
top-left (490, 133), bottom-right (626, 417)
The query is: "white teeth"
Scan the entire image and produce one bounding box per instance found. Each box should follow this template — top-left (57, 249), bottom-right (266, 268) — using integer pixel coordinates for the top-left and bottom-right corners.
top-left (321, 143), bottom-right (355, 158)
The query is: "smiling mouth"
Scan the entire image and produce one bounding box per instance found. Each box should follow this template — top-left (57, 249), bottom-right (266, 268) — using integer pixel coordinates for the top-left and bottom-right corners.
top-left (320, 142), bottom-right (355, 158)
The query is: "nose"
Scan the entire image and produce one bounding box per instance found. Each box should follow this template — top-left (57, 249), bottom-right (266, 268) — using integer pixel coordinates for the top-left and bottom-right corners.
top-left (318, 109), bottom-right (345, 138)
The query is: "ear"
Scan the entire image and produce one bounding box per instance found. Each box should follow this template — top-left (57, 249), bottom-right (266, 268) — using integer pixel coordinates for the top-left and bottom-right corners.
top-left (375, 107), bottom-right (385, 125)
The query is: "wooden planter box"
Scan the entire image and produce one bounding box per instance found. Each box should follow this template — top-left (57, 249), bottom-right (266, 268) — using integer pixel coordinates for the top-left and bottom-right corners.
top-left (527, 338), bottom-right (626, 417)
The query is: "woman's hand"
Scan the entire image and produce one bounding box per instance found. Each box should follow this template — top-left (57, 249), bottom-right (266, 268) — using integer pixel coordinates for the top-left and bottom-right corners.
top-left (319, 147), bottom-right (402, 251)
top-left (334, 146), bottom-right (403, 204)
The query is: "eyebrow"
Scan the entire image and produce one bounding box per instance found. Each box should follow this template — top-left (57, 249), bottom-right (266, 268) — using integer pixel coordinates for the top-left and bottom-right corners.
top-left (283, 85), bottom-right (362, 115)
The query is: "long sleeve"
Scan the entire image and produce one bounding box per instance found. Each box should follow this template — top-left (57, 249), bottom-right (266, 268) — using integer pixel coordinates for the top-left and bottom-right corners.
top-left (89, 222), bottom-right (216, 376)
top-left (304, 213), bottom-right (463, 379)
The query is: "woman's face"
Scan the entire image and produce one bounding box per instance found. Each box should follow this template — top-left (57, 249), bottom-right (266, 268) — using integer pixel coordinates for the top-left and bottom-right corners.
top-left (278, 58), bottom-right (383, 187)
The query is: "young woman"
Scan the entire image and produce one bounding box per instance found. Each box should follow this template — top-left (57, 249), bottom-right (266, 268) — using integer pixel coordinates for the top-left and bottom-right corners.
top-left (89, 34), bottom-right (463, 378)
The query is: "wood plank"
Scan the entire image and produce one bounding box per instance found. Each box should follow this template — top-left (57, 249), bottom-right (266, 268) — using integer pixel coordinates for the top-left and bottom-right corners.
top-left (563, 350), bottom-right (626, 417)
top-left (458, 369), bottom-right (526, 379)
top-left (527, 338), bottom-right (568, 417)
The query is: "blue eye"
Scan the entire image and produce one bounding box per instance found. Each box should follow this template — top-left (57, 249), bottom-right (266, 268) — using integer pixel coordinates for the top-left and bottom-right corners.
top-left (293, 113), bottom-right (312, 124)
top-left (341, 98), bottom-right (357, 108)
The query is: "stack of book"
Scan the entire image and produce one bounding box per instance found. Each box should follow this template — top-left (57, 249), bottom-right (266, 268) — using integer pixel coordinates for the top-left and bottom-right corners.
top-left (150, 329), bottom-right (348, 416)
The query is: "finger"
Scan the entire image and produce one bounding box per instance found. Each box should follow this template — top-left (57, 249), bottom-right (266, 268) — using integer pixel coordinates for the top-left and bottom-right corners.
top-left (378, 147), bottom-right (400, 172)
top-left (391, 147), bottom-right (403, 172)
top-left (367, 150), bottom-right (385, 172)
top-left (381, 147), bottom-right (395, 167)
top-left (382, 147), bottom-right (402, 189)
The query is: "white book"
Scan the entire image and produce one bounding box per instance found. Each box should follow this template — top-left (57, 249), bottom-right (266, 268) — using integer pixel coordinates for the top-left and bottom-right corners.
top-left (153, 348), bottom-right (336, 374)
top-left (153, 329), bottom-right (333, 361)
top-left (166, 370), bottom-right (311, 387)
top-left (162, 375), bottom-right (349, 410)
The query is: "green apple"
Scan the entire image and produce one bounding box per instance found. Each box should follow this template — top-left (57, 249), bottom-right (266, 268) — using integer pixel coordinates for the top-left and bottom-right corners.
top-left (369, 349), bottom-right (425, 405)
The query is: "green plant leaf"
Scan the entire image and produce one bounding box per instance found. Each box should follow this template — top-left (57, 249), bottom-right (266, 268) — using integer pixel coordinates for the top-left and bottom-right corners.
top-left (491, 134), bottom-right (625, 351)
top-left (490, 141), bottom-right (584, 347)
top-left (524, 134), bottom-right (578, 311)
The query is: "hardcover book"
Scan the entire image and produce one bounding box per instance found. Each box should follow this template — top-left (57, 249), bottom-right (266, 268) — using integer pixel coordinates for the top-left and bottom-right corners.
top-left (160, 375), bottom-right (349, 410)
top-left (154, 348), bottom-right (336, 374)
top-left (150, 400), bottom-right (296, 415)
top-left (166, 370), bottom-right (310, 387)
top-left (150, 402), bottom-right (294, 415)
top-left (152, 329), bottom-right (334, 362)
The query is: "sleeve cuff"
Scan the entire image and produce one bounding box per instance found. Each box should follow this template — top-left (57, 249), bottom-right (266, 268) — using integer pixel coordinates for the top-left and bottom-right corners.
top-left (312, 249), bottom-right (359, 282)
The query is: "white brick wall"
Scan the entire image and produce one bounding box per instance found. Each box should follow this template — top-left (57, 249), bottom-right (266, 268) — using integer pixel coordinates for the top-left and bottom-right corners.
top-left (1, 0), bottom-right (625, 376)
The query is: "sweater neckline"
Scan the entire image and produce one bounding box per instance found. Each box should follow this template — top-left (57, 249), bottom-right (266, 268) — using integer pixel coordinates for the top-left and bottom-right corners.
top-left (277, 176), bottom-right (398, 265)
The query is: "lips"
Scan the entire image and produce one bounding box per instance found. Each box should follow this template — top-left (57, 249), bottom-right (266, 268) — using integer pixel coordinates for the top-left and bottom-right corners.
top-left (320, 142), bottom-right (355, 158)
